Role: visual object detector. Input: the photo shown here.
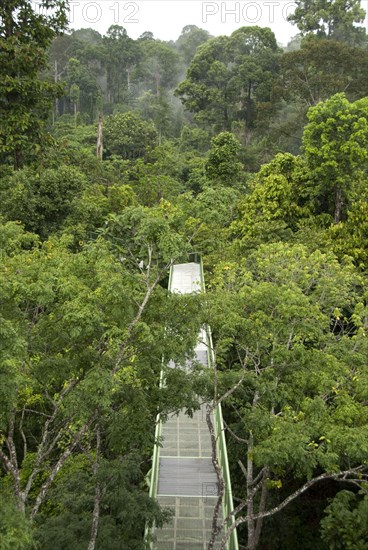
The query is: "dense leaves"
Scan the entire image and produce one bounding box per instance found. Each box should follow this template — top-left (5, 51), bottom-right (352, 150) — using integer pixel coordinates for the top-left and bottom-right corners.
top-left (175, 27), bottom-right (281, 141)
top-left (288, 0), bottom-right (366, 44)
top-left (0, 0), bottom-right (67, 166)
top-left (104, 111), bottom-right (158, 159)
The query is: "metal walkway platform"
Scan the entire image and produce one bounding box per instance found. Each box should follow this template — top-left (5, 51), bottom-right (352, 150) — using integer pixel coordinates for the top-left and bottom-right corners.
top-left (147, 261), bottom-right (238, 550)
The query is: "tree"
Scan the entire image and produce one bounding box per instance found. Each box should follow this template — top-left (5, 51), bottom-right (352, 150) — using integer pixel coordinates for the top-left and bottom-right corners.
top-left (284, 33), bottom-right (303, 51)
top-left (69, 83), bottom-right (80, 125)
top-left (179, 125), bottom-right (211, 153)
top-left (321, 490), bottom-right (368, 548)
top-left (65, 57), bottom-right (100, 120)
top-left (0, 0), bottom-right (68, 167)
top-left (230, 152), bottom-right (310, 249)
top-left (175, 183), bottom-right (241, 260)
top-left (302, 93), bottom-right (368, 223)
top-left (137, 39), bottom-right (181, 96)
top-left (121, 144), bottom-right (186, 206)
top-left (102, 25), bottom-right (141, 105)
top-left (0, 492), bottom-right (33, 549)
top-left (281, 36), bottom-right (368, 106)
top-left (205, 242), bottom-right (368, 549)
top-left (0, 165), bottom-right (88, 237)
top-left (136, 90), bottom-right (174, 142)
top-left (226, 27), bottom-right (281, 143)
top-left (175, 35), bottom-right (231, 131)
top-left (175, 27), bottom-right (281, 142)
top-left (0, 205), bottom-right (204, 545)
top-left (288, 0), bottom-right (367, 45)
top-left (205, 132), bottom-right (244, 187)
top-left (138, 31), bottom-right (154, 41)
top-left (175, 25), bottom-right (212, 64)
top-left (104, 111), bottom-right (158, 159)
top-left (329, 198), bottom-right (368, 269)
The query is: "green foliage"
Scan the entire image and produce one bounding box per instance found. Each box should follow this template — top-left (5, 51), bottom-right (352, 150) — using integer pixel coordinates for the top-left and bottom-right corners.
top-left (0, 165), bottom-right (88, 237)
top-left (0, 491), bottom-right (33, 550)
top-left (329, 198), bottom-right (368, 268)
top-left (104, 112), bottom-right (158, 159)
top-left (35, 455), bottom-right (171, 550)
top-left (208, 241), bottom-right (368, 483)
top-left (288, 0), bottom-right (367, 45)
top-left (176, 25), bottom-right (212, 64)
top-left (302, 93), bottom-right (368, 222)
top-left (179, 125), bottom-right (211, 153)
top-left (282, 37), bottom-right (368, 106)
top-left (119, 143), bottom-right (186, 205)
top-left (174, 184), bottom-right (241, 260)
top-left (65, 57), bottom-right (100, 119)
top-left (102, 25), bottom-right (141, 106)
top-left (321, 491), bottom-right (368, 548)
top-left (0, 0), bottom-right (68, 166)
top-left (205, 132), bottom-right (244, 187)
top-left (137, 39), bottom-right (181, 95)
top-left (53, 118), bottom-right (98, 154)
top-left (1, 12), bottom-right (368, 550)
top-left (102, 201), bottom-right (193, 264)
top-left (136, 90), bottom-right (175, 139)
top-left (0, 218), bottom-right (39, 255)
top-left (0, 200), bottom-right (204, 542)
top-left (231, 152), bottom-right (310, 248)
top-left (175, 27), bottom-right (281, 139)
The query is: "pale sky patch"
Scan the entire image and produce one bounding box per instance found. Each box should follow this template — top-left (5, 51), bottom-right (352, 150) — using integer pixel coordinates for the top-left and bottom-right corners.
top-left (63, 0), bottom-right (366, 46)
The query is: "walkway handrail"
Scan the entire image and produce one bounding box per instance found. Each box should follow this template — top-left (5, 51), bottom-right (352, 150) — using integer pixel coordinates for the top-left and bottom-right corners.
top-left (201, 253), bottom-right (238, 550)
top-left (145, 372), bottom-right (164, 547)
top-left (206, 324), bottom-right (239, 550)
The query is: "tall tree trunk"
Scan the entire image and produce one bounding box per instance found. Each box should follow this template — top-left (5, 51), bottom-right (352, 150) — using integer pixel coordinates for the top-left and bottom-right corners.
top-left (54, 60), bottom-right (59, 126)
top-left (1, 415), bottom-right (24, 512)
top-left (127, 68), bottom-right (131, 92)
top-left (14, 147), bottom-right (22, 169)
top-left (96, 112), bottom-right (103, 160)
top-left (334, 185), bottom-right (343, 223)
top-left (254, 469), bottom-right (269, 548)
top-left (207, 403), bottom-right (225, 550)
top-left (5, 6), bottom-right (14, 38)
top-left (247, 390), bottom-right (260, 549)
top-left (88, 427), bottom-right (102, 550)
top-left (246, 431), bottom-right (256, 550)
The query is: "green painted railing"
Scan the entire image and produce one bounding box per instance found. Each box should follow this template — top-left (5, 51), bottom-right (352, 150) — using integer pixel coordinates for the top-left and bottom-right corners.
top-left (206, 325), bottom-right (239, 550)
top-left (148, 411), bottom-right (163, 500)
top-left (201, 255), bottom-right (238, 550)
top-left (145, 370), bottom-right (164, 547)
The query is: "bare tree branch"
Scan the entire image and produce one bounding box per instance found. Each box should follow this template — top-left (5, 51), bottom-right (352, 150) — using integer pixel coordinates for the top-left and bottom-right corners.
top-left (19, 407), bottom-right (27, 464)
top-left (23, 381), bottom-right (78, 501)
top-left (206, 403), bottom-right (224, 550)
top-left (30, 414), bottom-right (97, 519)
top-left (224, 419), bottom-right (248, 444)
top-left (220, 467), bottom-right (367, 549)
top-left (113, 253), bottom-right (175, 375)
top-left (254, 468), bottom-right (269, 547)
top-left (217, 375), bottom-right (245, 408)
top-left (87, 426), bottom-right (103, 550)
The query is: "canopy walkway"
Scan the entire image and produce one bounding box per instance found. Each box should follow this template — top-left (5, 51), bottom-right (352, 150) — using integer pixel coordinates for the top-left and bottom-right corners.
top-left (146, 259), bottom-right (238, 550)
